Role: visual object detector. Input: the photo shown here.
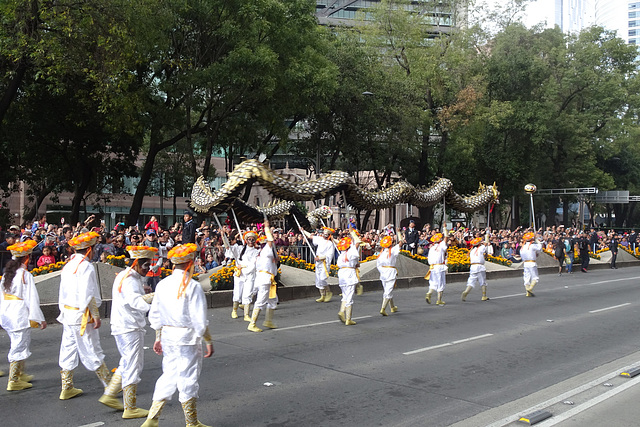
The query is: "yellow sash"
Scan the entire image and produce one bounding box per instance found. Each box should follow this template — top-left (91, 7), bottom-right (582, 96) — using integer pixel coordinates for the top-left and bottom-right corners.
top-left (424, 263), bottom-right (445, 280)
top-left (3, 293), bottom-right (22, 301)
top-left (80, 307), bottom-right (94, 336)
top-left (258, 270), bottom-right (278, 298)
top-left (321, 259), bottom-right (330, 277)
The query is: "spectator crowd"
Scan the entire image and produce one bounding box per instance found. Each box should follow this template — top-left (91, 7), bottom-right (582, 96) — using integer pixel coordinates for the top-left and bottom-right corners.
top-left (1, 211), bottom-right (634, 279)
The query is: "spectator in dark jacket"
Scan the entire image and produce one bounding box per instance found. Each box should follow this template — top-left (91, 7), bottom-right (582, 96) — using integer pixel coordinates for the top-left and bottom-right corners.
top-left (182, 210), bottom-right (197, 244)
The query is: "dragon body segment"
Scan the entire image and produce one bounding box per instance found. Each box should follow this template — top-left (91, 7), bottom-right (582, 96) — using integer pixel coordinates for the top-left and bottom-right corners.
top-left (190, 159), bottom-right (498, 223)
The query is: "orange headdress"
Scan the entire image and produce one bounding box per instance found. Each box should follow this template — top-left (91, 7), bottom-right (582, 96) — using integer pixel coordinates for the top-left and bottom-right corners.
top-left (337, 237), bottom-right (352, 251)
top-left (380, 235), bottom-right (393, 248)
top-left (430, 233), bottom-right (443, 243)
top-left (7, 240), bottom-right (37, 258)
top-left (69, 231), bottom-right (100, 250)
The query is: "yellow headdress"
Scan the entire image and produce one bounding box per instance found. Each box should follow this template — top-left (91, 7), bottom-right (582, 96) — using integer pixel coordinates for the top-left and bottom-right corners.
top-left (69, 231), bottom-right (100, 250)
top-left (7, 240), bottom-right (37, 258)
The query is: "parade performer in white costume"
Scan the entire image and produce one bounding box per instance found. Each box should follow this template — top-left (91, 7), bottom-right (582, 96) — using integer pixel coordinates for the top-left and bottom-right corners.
top-left (300, 226), bottom-right (335, 303)
top-left (461, 234), bottom-right (493, 302)
top-left (376, 233), bottom-right (405, 316)
top-left (425, 230), bottom-right (449, 306)
top-left (247, 221), bottom-right (279, 333)
top-left (228, 231), bottom-right (259, 321)
top-left (0, 239), bottom-right (46, 391)
top-left (520, 232), bottom-right (542, 297)
top-left (142, 243), bottom-right (214, 427)
top-left (99, 245), bottom-right (156, 418)
top-left (337, 231), bottom-right (361, 326)
top-left (57, 231), bottom-right (111, 400)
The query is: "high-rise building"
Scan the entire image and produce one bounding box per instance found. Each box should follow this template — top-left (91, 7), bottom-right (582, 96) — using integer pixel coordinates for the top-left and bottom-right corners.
top-left (554, 0), bottom-right (593, 33)
top-left (315, 0), bottom-right (468, 34)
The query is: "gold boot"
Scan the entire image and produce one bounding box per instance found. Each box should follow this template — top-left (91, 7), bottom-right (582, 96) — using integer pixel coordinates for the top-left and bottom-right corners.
top-left (231, 301), bottom-right (239, 319)
top-left (436, 291), bottom-right (445, 306)
top-left (356, 283), bottom-right (364, 295)
top-left (122, 384), bottom-right (148, 419)
top-left (95, 361), bottom-right (112, 388)
top-left (324, 288), bottom-right (333, 303)
top-left (17, 360), bottom-right (33, 382)
top-left (461, 286), bottom-right (473, 302)
top-left (99, 372), bottom-right (124, 410)
top-left (59, 369), bottom-right (83, 399)
top-left (390, 298), bottom-right (398, 313)
top-left (243, 303), bottom-right (252, 322)
top-left (182, 397), bottom-right (211, 427)
top-left (425, 289), bottom-right (433, 304)
top-left (141, 400), bottom-right (166, 427)
top-left (7, 361), bottom-right (32, 391)
top-left (338, 301), bottom-right (346, 323)
top-left (380, 298), bottom-right (389, 316)
top-left (262, 308), bottom-right (277, 329)
top-left (0, 369), bottom-right (4, 377)
top-left (315, 289), bottom-right (325, 303)
top-left (247, 308), bottom-right (263, 332)
top-left (239, 303), bottom-right (244, 309)
top-left (481, 285), bottom-right (489, 301)
top-left (345, 305), bottom-right (357, 326)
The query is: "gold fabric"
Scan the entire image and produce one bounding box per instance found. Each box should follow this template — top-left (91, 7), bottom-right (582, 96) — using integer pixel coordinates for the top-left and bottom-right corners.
top-left (3, 293), bottom-right (22, 301)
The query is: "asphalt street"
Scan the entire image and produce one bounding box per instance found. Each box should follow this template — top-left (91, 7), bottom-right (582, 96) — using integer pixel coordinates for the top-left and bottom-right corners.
top-left (2, 266), bottom-right (640, 427)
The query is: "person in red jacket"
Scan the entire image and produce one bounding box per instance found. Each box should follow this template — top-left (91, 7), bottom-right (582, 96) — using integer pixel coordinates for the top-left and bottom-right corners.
top-left (144, 216), bottom-right (159, 234)
top-left (36, 246), bottom-right (56, 267)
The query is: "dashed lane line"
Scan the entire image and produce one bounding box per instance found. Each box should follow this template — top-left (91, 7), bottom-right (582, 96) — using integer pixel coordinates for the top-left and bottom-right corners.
top-left (78, 423), bottom-right (105, 427)
top-left (589, 303), bottom-right (631, 314)
top-left (403, 333), bottom-right (493, 356)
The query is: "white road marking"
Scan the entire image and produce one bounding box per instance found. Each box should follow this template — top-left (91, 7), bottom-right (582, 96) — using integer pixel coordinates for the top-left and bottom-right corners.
top-left (78, 423), bottom-right (105, 427)
top-left (491, 293), bottom-right (525, 300)
top-left (403, 333), bottom-right (493, 356)
top-left (272, 316), bottom-right (373, 331)
top-left (588, 276), bottom-right (640, 285)
top-left (534, 374), bottom-right (640, 426)
top-left (484, 361), bottom-right (640, 427)
top-left (589, 303), bottom-right (631, 314)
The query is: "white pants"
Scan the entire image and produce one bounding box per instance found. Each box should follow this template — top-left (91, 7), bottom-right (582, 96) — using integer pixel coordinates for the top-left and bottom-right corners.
top-left (381, 280), bottom-right (395, 299)
top-left (315, 263), bottom-right (329, 289)
top-left (467, 270), bottom-right (487, 288)
top-left (428, 270), bottom-right (446, 292)
top-left (523, 264), bottom-right (539, 287)
top-left (241, 273), bottom-right (257, 305)
top-left (152, 342), bottom-right (202, 403)
top-left (339, 283), bottom-right (356, 307)
top-left (114, 330), bottom-right (145, 388)
top-left (254, 274), bottom-right (277, 310)
top-left (232, 275), bottom-right (244, 303)
top-left (7, 328), bottom-right (31, 362)
top-left (59, 323), bottom-right (105, 371)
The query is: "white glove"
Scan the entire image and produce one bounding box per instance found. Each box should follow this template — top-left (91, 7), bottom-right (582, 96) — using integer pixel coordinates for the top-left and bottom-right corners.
top-left (409, 243), bottom-right (415, 248)
top-left (150, 257), bottom-right (162, 273)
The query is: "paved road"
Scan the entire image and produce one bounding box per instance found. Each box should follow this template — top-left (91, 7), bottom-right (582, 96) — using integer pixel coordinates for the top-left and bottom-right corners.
top-left (1, 267), bottom-right (640, 426)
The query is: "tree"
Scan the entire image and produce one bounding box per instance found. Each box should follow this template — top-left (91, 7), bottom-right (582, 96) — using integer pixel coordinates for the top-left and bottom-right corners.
top-left (124, 0), bottom-right (337, 225)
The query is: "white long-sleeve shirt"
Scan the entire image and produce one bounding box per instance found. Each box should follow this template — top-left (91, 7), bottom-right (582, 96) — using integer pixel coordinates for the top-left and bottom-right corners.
top-left (149, 268), bottom-right (208, 346)
top-left (469, 245), bottom-right (487, 272)
top-left (428, 241), bottom-right (448, 272)
top-left (110, 268), bottom-right (150, 335)
top-left (228, 244), bottom-right (259, 277)
top-left (57, 253), bottom-right (101, 325)
top-left (312, 236), bottom-right (334, 279)
top-left (520, 242), bottom-right (542, 263)
top-left (0, 266), bottom-right (45, 331)
top-left (376, 244), bottom-right (400, 282)
top-left (337, 244), bottom-right (360, 286)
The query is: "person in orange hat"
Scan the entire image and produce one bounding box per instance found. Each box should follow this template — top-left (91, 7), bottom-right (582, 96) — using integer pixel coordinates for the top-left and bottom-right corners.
top-left (143, 243), bottom-right (213, 427)
top-left (0, 239), bottom-right (47, 391)
top-left (225, 230), bottom-right (259, 321)
top-left (336, 230), bottom-right (362, 325)
top-left (57, 231), bottom-right (111, 400)
top-left (376, 232), bottom-right (405, 316)
top-left (247, 220), bottom-right (280, 333)
top-left (521, 231), bottom-right (542, 297)
top-left (300, 226), bottom-right (336, 303)
top-left (99, 245), bottom-right (157, 418)
top-left (425, 228), bottom-right (450, 305)
top-left (461, 232), bottom-right (493, 302)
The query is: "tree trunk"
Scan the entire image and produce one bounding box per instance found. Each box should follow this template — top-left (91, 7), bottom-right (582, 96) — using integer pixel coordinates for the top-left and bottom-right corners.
top-left (70, 164), bottom-right (93, 225)
top-left (22, 181), bottom-right (54, 222)
top-left (127, 142), bottom-right (160, 226)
